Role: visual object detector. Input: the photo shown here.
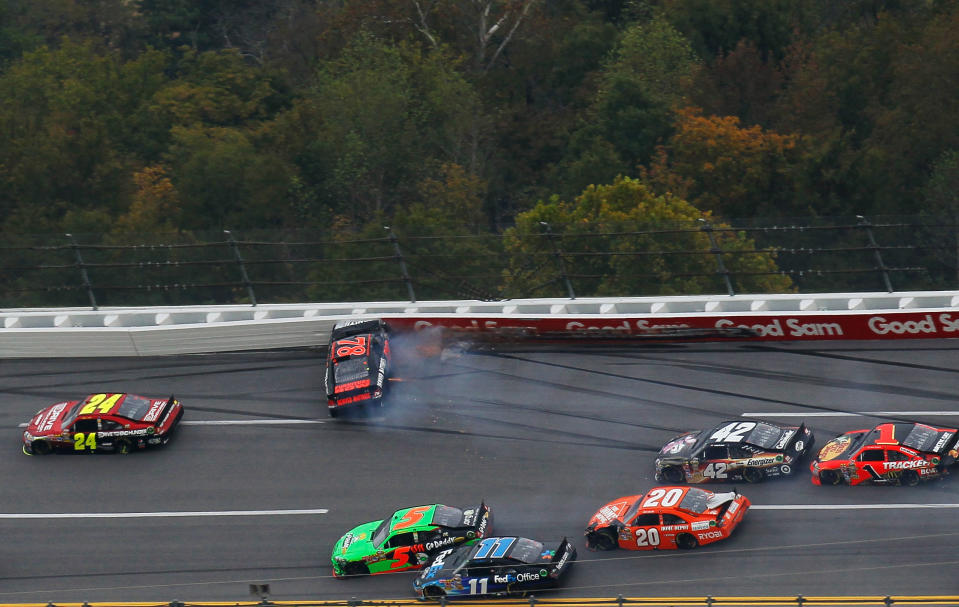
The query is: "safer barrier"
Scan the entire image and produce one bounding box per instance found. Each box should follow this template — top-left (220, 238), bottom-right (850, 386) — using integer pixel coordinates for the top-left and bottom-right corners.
top-left (2, 291), bottom-right (958, 357)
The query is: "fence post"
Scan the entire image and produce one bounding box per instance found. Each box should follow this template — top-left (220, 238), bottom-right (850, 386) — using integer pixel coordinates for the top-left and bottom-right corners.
top-left (698, 219), bottom-right (735, 296)
top-left (385, 226), bottom-right (416, 303)
top-left (65, 233), bottom-right (97, 310)
top-left (539, 221), bottom-right (576, 299)
top-left (857, 215), bottom-right (894, 292)
top-left (224, 230), bottom-right (257, 306)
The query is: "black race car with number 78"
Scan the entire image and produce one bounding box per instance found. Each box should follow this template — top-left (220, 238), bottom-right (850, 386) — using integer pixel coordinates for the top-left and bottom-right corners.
top-left (325, 319), bottom-right (392, 417)
top-left (655, 419), bottom-right (814, 484)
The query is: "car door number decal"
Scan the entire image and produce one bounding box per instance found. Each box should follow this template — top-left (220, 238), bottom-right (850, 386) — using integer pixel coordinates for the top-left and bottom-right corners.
top-left (642, 488), bottom-right (683, 508)
top-left (73, 432), bottom-right (96, 451)
top-left (468, 578), bottom-right (489, 594)
top-left (335, 337), bottom-right (368, 358)
top-left (79, 393), bottom-right (122, 415)
top-left (703, 462), bottom-right (728, 478)
top-left (636, 528), bottom-right (660, 547)
top-left (709, 421), bottom-right (755, 442)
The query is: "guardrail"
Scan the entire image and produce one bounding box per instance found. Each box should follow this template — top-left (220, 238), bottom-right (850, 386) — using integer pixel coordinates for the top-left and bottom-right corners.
top-left (2, 291), bottom-right (958, 357)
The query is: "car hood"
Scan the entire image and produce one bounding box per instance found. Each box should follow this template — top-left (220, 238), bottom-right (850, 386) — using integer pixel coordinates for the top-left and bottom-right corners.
top-left (657, 431), bottom-right (700, 460)
top-left (587, 495), bottom-right (641, 528)
top-left (26, 402), bottom-right (74, 436)
top-left (332, 519), bottom-right (383, 561)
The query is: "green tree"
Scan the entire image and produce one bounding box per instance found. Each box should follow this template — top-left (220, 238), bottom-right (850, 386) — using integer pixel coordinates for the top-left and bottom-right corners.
top-left (503, 176), bottom-right (792, 297)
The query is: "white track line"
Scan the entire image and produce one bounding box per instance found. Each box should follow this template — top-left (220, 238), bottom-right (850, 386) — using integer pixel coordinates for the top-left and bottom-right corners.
top-left (0, 508), bottom-right (329, 519)
top-left (743, 411), bottom-right (959, 417)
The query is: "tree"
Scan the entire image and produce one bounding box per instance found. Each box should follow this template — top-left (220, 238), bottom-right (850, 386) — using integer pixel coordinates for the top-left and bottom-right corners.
top-left (922, 150), bottom-right (959, 287)
top-left (646, 107), bottom-right (800, 219)
top-left (502, 176), bottom-right (793, 297)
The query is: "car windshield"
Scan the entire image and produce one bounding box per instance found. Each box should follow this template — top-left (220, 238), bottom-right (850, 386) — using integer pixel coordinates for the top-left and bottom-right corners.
top-left (59, 403), bottom-right (82, 427)
top-left (679, 488), bottom-right (711, 514)
top-left (334, 358), bottom-right (369, 384)
top-left (902, 424), bottom-right (939, 452)
top-left (508, 538), bottom-right (545, 564)
top-left (745, 422), bottom-right (785, 449)
top-left (116, 395), bottom-right (153, 420)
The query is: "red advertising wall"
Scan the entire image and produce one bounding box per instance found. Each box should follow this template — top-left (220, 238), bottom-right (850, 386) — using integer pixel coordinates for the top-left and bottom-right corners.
top-left (384, 311), bottom-right (959, 341)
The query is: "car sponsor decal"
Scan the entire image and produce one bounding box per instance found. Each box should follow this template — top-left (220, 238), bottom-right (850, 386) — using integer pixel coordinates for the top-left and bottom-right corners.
top-left (773, 430), bottom-right (796, 450)
top-left (691, 521), bottom-right (710, 531)
top-left (697, 530), bottom-right (723, 541)
top-left (334, 393), bottom-right (373, 405)
top-left (335, 378), bottom-right (371, 393)
top-left (934, 432), bottom-right (955, 452)
top-left (476, 511), bottom-right (489, 537)
top-left (744, 456), bottom-right (781, 467)
top-left (462, 509), bottom-right (476, 526)
top-left (334, 336), bottom-right (369, 358)
top-left (79, 393), bottom-right (123, 415)
top-left (817, 435), bottom-right (853, 461)
top-left (37, 403), bottom-right (67, 433)
top-left (883, 460), bottom-right (930, 470)
top-left (142, 400), bottom-right (166, 423)
top-left (593, 501), bottom-right (629, 524)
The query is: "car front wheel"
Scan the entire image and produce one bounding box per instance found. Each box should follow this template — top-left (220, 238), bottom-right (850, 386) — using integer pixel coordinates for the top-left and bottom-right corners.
top-left (30, 440), bottom-right (52, 455)
top-left (424, 586), bottom-right (446, 601)
top-left (587, 529), bottom-right (618, 551)
top-left (819, 469), bottom-right (840, 485)
top-left (115, 438), bottom-right (133, 454)
top-left (661, 466), bottom-right (685, 483)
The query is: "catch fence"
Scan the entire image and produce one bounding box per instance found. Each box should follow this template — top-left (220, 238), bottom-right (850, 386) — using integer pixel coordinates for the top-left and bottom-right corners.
top-left (0, 216), bottom-right (956, 309)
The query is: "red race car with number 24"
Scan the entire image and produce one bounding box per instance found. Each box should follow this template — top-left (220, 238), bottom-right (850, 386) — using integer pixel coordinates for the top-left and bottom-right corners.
top-left (585, 486), bottom-right (750, 551)
top-left (22, 392), bottom-right (184, 455)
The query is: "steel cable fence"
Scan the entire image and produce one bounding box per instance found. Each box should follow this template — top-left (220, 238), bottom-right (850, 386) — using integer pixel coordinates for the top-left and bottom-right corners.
top-left (0, 216), bottom-right (955, 308)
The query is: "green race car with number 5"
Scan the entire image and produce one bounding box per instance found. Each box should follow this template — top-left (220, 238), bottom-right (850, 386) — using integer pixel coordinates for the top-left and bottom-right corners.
top-left (22, 393), bottom-right (184, 455)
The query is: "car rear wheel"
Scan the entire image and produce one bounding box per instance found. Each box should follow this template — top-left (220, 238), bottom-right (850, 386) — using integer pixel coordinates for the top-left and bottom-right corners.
top-left (30, 440), bottom-right (52, 455)
top-left (115, 438), bottom-right (133, 455)
top-left (661, 466), bottom-right (685, 483)
top-left (676, 533), bottom-right (699, 550)
top-left (819, 469), bottom-right (840, 485)
top-left (743, 467), bottom-right (765, 483)
top-left (901, 470), bottom-right (920, 487)
top-left (424, 586), bottom-right (446, 601)
top-left (328, 407), bottom-right (339, 418)
top-left (587, 528), bottom-right (618, 551)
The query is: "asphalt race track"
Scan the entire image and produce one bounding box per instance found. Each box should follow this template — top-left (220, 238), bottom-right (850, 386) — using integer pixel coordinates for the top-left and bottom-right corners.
top-left (2, 339), bottom-right (959, 602)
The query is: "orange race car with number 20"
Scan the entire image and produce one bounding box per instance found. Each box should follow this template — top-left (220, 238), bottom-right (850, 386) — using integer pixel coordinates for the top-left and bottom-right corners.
top-left (585, 485), bottom-right (750, 551)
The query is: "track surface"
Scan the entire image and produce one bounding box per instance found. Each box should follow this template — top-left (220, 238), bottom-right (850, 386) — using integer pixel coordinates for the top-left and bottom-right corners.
top-left (1, 340), bottom-right (958, 602)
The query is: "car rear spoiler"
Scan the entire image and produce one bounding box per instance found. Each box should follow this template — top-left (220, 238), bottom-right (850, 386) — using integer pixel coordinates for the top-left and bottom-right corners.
top-left (154, 395), bottom-right (177, 427)
top-left (937, 430), bottom-right (959, 465)
top-left (552, 537), bottom-right (573, 562)
top-left (787, 423), bottom-right (812, 455)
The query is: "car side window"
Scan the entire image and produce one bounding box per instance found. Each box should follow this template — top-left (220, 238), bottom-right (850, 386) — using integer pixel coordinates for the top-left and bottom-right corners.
top-left (74, 418), bottom-right (98, 433)
top-left (886, 450), bottom-right (909, 461)
top-left (384, 532), bottom-right (415, 549)
top-left (703, 445), bottom-right (728, 460)
top-left (101, 420), bottom-right (122, 431)
top-left (857, 449), bottom-right (884, 462)
top-left (468, 565), bottom-right (495, 577)
top-left (632, 513), bottom-right (660, 526)
top-left (662, 513), bottom-right (686, 525)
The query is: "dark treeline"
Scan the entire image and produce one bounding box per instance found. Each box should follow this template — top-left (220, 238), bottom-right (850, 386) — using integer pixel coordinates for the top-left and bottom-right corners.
top-left (1, 0), bottom-right (958, 302)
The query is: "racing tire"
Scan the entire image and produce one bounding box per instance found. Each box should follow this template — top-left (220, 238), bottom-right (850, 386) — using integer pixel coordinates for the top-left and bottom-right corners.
top-left (743, 466), bottom-right (765, 483)
top-left (30, 440), bottom-right (52, 455)
top-left (587, 529), bottom-right (618, 551)
top-left (661, 466), bottom-right (685, 483)
top-left (901, 470), bottom-right (920, 487)
top-left (328, 408), bottom-right (339, 418)
top-left (343, 561), bottom-right (369, 576)
top-left (676, 533), bottom-right (699, 550)
top-left (819, 469), bottom-right (840, 485)
top-left (423, 586), bottom-right (446, 601)
top-left (115, 438), bottom-right (133, 455)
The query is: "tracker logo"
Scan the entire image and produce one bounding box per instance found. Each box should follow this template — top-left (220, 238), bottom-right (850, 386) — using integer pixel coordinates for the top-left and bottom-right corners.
top-left (868, 315), bottom-right (937, 335)
top-left (715, 318), bottom-right (843, 337)
top-left (883, 460), bottom-right (928, 470)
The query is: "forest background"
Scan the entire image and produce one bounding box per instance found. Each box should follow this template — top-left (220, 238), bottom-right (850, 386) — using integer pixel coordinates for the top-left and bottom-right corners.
top-left (1, 0), bottom-right (958, 305)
